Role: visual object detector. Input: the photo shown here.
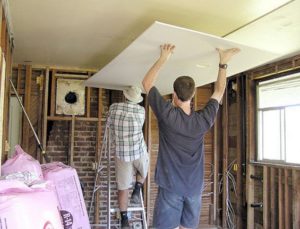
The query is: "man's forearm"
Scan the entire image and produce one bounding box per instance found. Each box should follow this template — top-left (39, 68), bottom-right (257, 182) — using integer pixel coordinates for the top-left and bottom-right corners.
top-left (211, 47), bottom-right (240, 102)
top-left (211, 67), bottom-right (227, 102)
top-left (142, 57), bottom-right (167, 94)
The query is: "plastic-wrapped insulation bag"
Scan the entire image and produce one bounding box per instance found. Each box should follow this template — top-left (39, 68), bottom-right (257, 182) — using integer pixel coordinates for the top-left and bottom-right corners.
top-left (42, 162), bottom-right (91, 229)
top-left (1, 145), bottom-right (43, 184)
top-left (0, 180), bottom-right (63, 229)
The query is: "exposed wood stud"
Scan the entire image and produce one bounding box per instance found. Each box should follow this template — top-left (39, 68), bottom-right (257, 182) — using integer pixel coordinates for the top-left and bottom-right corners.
top-left (17, 64), bottom-right (22, 93)
top-left (42, 68), bottom-right (50, 163)
top-left (0, 5), bottom-right (2, 40)
top-left (87, 88), bottom-right (91, 117)
top-left (94, 88), bottom-right (102, 224)
top-left (222, 89), bottom-right (228, 228)
top-left (22, 65), bottom-right (32, 153)
top-left (270, 168), bottom-right (277, 228)
top-left (50, 70), bottom-right (56, 116)
top-left (36, 72), bottom-right (44, 162)
top-left (292, 170), bottom-right (300, 228)
top-left (278, 169), bottom-right (283, 229)
top-left (86, 72), bottom-right (91, 117)
top-left (1, 17), bottom-right (7, 55)
top-left (236, 76), bottom-right (243, 228)
top-left (263, 166), bottom-right (270, 229)
top-left (284, 169), bottom-right (290, 229)
top-left (246, 74), bottom-right (255, 229)
top-left (47, 116), bottom-right (98, 122)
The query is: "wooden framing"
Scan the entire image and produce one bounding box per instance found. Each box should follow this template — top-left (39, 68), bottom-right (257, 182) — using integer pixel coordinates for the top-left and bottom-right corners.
top-left (246, 74), bottom-right (256, 229)
top-left (263, 166), bottom-right (269, 228)
top-left (86, 72), bottom-right (91, 118)
top-left (22, 65), bottom-right (32, 153)
top-left (12, 63), bottom-right (98, 73)
top-left (50, 70), bottom-right (56, 116)
top-left (270, 168), bottom-right (277, 228)
top-left (292, 170), bottom-right (300, 228)
top-left (94, 88), bottom-right (102, 224)
top-left (284, 169), bottom-right (290, 228)
top-left (213, 111), bottom-right (220, 225)
top-left (1, 13), bottom-right (7, 55)
top-left (37, 73), bottom-right (44, 161)
top-left (278, 169), bottom-right (283, 229)
top-left (42, 67), bottom-right (50, 163)
top-left (47, 116), bottom-right (98, 122)
top-left (236, 76), bottom-right (243, 228)
top-left (17, 64), bottom-right (22, 94)
top-left (222, 89), bottom-right (228, 228)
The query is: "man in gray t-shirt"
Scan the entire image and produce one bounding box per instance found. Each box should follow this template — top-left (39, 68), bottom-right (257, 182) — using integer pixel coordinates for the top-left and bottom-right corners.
top-left (142, 44), bottom-right (240, 229)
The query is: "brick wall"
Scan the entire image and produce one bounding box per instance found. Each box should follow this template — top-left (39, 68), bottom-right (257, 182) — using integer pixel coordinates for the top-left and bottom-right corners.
top-left (46, 88), bottom-right (123, 228)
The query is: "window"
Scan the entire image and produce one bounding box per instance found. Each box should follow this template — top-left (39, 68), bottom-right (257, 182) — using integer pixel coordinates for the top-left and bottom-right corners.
top-left (257, 73), bottom-right (300, 164)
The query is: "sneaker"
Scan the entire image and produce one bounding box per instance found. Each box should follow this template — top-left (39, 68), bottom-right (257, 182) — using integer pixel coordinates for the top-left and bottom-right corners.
top-left (131, 191), bottom-right (141, 204)
top-left (121, 218), bottom-right (130, 229)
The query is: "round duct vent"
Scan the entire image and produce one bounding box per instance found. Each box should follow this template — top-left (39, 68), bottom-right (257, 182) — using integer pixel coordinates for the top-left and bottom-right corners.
top-left (65, 91), bottom-right (78, 104)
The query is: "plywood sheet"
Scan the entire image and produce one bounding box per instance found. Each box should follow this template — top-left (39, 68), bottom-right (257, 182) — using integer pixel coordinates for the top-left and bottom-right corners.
top-left (84, 21), bottom-right (281, 95)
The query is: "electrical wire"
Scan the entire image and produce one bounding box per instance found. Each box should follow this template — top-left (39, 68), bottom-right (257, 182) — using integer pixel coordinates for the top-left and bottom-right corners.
top-left (218, 159), bottom-right (238, 229)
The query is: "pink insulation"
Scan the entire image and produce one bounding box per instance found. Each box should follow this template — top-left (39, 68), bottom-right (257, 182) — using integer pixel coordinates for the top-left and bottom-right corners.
top-left (42, 162), bottom-right (91, 229)
top-left (1, 145), bottom-right (43, 183)
top-left (0, 180), bottom-right (63, 229)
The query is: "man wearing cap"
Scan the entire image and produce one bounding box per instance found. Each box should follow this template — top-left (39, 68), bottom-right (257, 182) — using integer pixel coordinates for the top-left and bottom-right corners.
top-left (108, 86), bottom-right (149, 229)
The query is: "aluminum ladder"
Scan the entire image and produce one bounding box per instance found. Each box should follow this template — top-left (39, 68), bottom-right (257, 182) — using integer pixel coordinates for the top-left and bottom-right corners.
top-left (89, 117), bottom-right (148, 229)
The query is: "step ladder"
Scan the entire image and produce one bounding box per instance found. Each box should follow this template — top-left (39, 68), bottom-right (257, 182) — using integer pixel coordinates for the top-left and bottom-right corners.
top-left (89, 117), bottom-right (148, 229)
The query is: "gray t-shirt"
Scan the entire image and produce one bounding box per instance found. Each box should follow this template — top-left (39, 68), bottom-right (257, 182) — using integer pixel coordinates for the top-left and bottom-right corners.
top-left (148, 87), bottom-right (219, 197)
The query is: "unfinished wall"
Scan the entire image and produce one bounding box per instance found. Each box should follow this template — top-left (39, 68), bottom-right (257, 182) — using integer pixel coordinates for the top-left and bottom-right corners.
top-left (245, 54), bottom-right (300, 229)
top-left (10, 67), bottom-right (118, 227)
top-left (11, 66), bottom-right (45, 158)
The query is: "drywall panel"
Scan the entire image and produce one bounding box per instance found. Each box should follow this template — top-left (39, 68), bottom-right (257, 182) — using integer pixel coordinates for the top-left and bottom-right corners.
top-left (85, 21), bottom-right (281, 95)
top-left (226, 0), bottom-right (300, 56)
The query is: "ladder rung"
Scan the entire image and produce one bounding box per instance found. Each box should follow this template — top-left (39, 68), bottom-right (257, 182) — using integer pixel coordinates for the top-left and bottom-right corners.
top-left (110, 207), bottom-right (145, 213)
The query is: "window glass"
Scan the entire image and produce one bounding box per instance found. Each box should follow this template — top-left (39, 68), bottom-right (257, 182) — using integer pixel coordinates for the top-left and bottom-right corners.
top-left (257, 73), bottom-right (300, 165)
top-left (285, 106), bottom-right (300, 164)
top-left (261, 110), bottom-right (281, 160)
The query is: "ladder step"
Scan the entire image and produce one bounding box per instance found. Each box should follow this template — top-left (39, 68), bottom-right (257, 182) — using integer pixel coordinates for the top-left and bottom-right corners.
top-left (110, 207), bottom-right (145, 213)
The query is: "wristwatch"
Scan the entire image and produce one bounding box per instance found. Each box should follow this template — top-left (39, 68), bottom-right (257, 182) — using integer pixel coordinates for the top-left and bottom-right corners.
top-left (219, 63), bottom-right (228, 69)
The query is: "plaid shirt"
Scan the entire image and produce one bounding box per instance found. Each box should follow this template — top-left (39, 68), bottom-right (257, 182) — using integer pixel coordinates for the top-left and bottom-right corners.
top-left (108, 102), bottom-right (147, 162)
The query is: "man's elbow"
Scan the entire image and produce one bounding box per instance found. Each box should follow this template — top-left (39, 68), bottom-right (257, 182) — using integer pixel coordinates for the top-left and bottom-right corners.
top-left (142, 80), bottom-right (151, 94)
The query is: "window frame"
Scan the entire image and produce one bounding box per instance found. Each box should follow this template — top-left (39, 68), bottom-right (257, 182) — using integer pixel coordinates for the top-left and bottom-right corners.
top-left (255, 72), bottom-right (300, 166)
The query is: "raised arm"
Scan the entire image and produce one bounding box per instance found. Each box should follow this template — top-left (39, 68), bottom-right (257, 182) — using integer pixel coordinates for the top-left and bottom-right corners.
top-left (142, 44), bottom-right (175, 94)
top-left (211, 48), bottom-right (240, 103)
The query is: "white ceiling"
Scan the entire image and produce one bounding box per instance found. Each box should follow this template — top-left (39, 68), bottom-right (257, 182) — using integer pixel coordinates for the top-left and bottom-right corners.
top-left (84, 21), bottom-right (280, 94)
top-left (8, 0), bottom-right (299, 71)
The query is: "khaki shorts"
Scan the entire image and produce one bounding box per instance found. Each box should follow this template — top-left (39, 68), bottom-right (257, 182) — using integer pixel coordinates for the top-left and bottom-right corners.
top-left (115, 153), bottom-right (149, 190)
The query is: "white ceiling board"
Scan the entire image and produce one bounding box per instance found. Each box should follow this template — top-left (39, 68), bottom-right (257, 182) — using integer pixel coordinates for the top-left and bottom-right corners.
top-left (84, 21), bottom-right (281, 95)
top-left (226, 0), bottom-right (300, 56)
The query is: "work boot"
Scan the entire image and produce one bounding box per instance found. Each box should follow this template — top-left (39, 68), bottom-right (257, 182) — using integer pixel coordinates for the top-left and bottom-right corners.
top-left (120, 211), bottom-right (130, 229)
top-left (131, 182), bottom-right (143, 204)
top-left (121, 218), bottom-right (130, 229)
